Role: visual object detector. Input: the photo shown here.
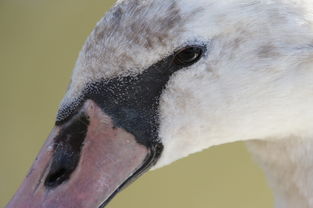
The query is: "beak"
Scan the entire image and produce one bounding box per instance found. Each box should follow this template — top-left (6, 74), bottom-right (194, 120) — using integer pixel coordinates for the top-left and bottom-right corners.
top-left (6, 100), bottom-right (162, 208)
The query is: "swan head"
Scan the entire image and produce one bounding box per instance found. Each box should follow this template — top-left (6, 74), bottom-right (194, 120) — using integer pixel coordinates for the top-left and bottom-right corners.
top-left (7, 0), bottom-right (313, 208)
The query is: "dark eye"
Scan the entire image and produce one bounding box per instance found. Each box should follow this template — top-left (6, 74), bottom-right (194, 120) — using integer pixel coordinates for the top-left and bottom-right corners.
top-left (174, 46), bottom-right (204, 66)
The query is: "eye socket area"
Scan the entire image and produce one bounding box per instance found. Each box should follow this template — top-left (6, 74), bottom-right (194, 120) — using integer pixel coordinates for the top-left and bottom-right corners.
top-left (174, 46), bottom-right (204, 67)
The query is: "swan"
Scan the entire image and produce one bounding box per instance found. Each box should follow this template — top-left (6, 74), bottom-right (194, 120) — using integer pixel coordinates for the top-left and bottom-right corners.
top-left (6, 0), bottom-right (313, 207)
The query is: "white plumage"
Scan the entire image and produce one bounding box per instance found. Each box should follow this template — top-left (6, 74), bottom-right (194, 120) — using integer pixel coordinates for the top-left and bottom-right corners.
top-left (57, 0), bottom-right (313, 207)
top-left (8, 0), bottom-right (313, 208)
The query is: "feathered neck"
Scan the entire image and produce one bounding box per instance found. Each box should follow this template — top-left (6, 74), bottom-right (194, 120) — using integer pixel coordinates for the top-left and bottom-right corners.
top-left (247, 137), bottom-right (313, 208)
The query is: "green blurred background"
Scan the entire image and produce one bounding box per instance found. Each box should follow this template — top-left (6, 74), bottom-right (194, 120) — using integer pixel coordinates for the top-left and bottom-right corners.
top-left (0, 0), bottom-right (273, 207)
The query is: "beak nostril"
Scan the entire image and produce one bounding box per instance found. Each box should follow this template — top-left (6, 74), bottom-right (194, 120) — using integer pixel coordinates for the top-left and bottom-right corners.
top-left (44, 168), bottom-right (68, 188)
top-left (44, 113), bottom-right (89, 189)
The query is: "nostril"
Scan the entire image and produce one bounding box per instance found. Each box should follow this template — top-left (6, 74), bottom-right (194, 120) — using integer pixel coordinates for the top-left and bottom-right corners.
top-left (44, 113), bottom-right (89, 189)
top-left (45, 168), bottom-right (68, 188)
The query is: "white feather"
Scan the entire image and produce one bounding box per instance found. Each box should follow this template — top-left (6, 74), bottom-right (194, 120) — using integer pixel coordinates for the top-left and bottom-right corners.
top-left (62, 0), bottom-right (313, 207)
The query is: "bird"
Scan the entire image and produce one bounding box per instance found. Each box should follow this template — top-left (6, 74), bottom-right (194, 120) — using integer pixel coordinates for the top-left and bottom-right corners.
top-left (6, 0), bottom-right (313, 207)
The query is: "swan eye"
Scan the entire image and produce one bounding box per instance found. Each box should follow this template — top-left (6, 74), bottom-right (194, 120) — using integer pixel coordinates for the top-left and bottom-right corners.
top-left (174, 46), bottom-right (204, 66)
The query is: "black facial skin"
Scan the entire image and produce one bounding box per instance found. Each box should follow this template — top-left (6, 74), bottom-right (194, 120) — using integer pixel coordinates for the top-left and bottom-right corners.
top-left (56, 45), bottom-right (206, 145)
top-left (53, 45), bottom-right (206, 207)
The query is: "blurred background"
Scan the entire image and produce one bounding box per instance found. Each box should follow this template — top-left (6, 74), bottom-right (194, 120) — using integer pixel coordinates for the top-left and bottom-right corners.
top-left (0, 0), bottom-right (273, 207)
